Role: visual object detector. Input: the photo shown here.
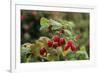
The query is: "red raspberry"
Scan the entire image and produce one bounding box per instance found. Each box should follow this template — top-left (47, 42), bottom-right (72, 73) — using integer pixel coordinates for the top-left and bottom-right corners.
top-left (53, 41), bottom-right (61, 47)
top-left (58, 42), bottom-right (61, 46)
top-left (53, 42), bottom-right (59, 47)
top-left (71, 44), bottom-right (76, 51)
top-left (67, 40), bottom-right (73, 46)
top-left (52, 36), bottom-right (60, 42)
top-left (60, 38), bottom-right (65, 45)
top-left (40, 48), bottom-right (47, 56)
top-left (47, 40), bottom-right (53, 47)
top-left (64, 44), bottom-right (70, 51)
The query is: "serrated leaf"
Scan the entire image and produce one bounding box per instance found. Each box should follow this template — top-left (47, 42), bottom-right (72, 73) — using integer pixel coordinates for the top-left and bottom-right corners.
top-left (40, 25), bottom-right (49, 31)
top-left (49, 19), bottom-right (62, 30)
top-left (58, 19), bottom-right (75, 30)
top-left (68, 21), bottom-right (75, 27)
top-left (40, 17), bottom-right (49, 26)
top-left (66, 30), bottom-right (72, 35)
top-left (64, 29), bottom-right (74, 40)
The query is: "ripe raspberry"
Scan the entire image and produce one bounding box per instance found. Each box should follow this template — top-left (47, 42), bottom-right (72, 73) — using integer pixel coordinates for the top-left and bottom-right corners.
top-left (64, 44), bottom-right (70, 51)
top-left (53, 42), bottom-right (59, 47)
top-left (60, 38), bottom-right (65, 45)
top-left (40, 48), bottom-right (47, 56)
top-left (71, 44), bottom-right (76, 51)
top-left (47, 40), bottom-right (53, 47)
top-left (52, 35), bottom-right (60, 42)
top-left (67, 40), bottom-right (73, 46)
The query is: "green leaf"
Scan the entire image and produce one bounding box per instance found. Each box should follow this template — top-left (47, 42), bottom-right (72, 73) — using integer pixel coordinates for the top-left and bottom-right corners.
top-left (67, 21), bottom-right (75, 28)
top-left (80, 46), bottom-right (86, 51)
top-left (40, 17), bottom-right (50, 31)
top-left (64, 29), bottom-right (74, 40)
top-left (76, 51), bottom-right (89, 60)
top-left (47, 49), bottom-right (59, 61)
top-left (40, 25), bottom-right (49, 31)
top-left (21, 43), bottom-right (31, 55)
top-left (49, 19), bottom-right (62, 30)
top-left (58, 19), bottom-right (69, 28)
top-left (21, 43), bottom-right (32, 63)
top-left (58, 19), bottom-right (75, 30)
top-left (40, 17), bottom-right (49, 26)
top-left (66, 52), bottom-right (76, 60)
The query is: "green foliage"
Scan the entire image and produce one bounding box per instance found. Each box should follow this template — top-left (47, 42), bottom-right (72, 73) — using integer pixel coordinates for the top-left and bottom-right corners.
top-left (40, 17), bottom-right (49, 26)
top-left (76, 46), bottom-right (89, 60)
top-left (66, 51), bottom-right (76, 60)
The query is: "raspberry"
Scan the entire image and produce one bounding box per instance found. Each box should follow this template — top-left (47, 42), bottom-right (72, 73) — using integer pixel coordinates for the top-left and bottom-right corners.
top-left (47, 40), bottom-right (53, 47)
top-left (64, 44), bottom-right (70, 51)
top-left (40, 48), bottom-right (47, 56)
top-left (52, 35), bottom-right (60, 42)
top-left (67, 40), bottom-right (73, 46)
top-left (53, 42), bottom-right (59, 47)
top-left (60, 38), bottom-right (65, 45)
top-left (53, 41), bottom-right (62, 47)
top-left (71, 44), bottom-right (76, 51)
top-left (58, 41), bottom-right (61, 46)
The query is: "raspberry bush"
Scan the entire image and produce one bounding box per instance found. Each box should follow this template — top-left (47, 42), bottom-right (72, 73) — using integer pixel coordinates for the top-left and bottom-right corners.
top-left (21, 10), bottom-right (89, 63)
